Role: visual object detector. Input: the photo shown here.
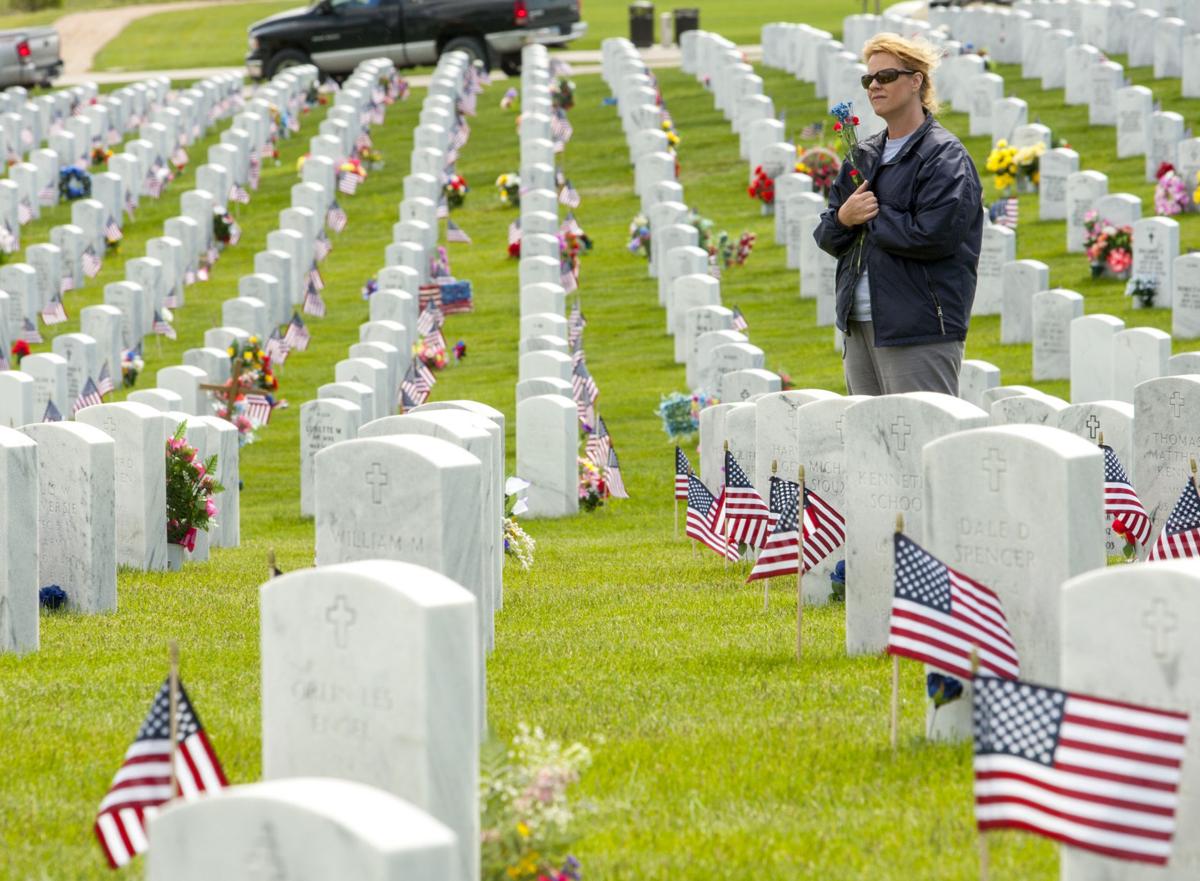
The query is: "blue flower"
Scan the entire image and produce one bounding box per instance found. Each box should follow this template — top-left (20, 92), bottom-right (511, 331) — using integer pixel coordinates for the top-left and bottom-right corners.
top-left (926, 672), bottom-right (964, 708)
top-left (831, 101), bottom-right (854, 123)
top-left (829, 560), bottom-right (846, 584)
top-left (39, 585), bottom-right (67, 611)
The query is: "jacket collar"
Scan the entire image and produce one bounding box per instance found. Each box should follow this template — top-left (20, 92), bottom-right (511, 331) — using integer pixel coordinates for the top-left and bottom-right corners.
top-left (859, 111), bottom-right (937, 167)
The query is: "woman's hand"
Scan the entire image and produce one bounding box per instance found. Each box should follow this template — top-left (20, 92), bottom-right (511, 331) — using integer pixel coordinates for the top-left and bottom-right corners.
top-left (837, 180), bottom-right (878, 227)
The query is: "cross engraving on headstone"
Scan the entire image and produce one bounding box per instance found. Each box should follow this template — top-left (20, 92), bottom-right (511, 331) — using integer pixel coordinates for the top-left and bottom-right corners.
top-left (1143, 597), bottom-right (1178, 661)
top-left (325, 594), bottom-right (357, 649)
top-left (982, 448), bottom-right (1007, 492)
top-left (103, 416), bottom-right (118, 436)
top-left (365, 461), bottom-right (388, 503)
top-left (1170, 391), bottom-right (1185, 417)
top-left (835, 415), bottom-right (845, 443)
top-left (1085, 414), bottom-right (1100, 439)
top-left (890, 416), bottom-right (912, 451)
top-left (245, 821), bottom-right (288, 881)
top-left (740, 388), bottom-right (750, 401)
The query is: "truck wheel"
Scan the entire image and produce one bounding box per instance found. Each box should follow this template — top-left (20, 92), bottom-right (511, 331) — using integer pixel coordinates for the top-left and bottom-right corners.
top-left (266, 48), bottom-right (310, 78)
top-left (442, 36), bottom-right (489, 71)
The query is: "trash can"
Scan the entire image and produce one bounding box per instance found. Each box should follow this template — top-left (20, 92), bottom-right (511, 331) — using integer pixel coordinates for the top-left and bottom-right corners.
top-left (629, 2), bottom-right (655, 48)
top-left (673, 7), bottom-right (699, 40)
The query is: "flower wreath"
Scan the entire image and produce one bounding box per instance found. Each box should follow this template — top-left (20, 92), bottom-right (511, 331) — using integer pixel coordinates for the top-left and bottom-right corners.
top-left (59, 165), bottom-right (91, 202)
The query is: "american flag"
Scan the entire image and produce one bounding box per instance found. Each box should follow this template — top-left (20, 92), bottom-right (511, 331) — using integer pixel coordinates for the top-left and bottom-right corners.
top-left (674, 446), bottom-right (693, 500)
top-left (988, 198), bottom-right (1019, 230)
top-left (152, 310), bottom-right (176, 340)
top-left (1148, 477), bottom-right (1200, 561)
top-left (38, 184), bottom-right (56, 206)
top-left (446, 220), bottom-right (472, 244)
top-left (338, 171), bottom-right (359, 195)
top-left (606, 446), bottom-right (629, 499)
top-left (20, 317), bottom-right (42, 344)
top-left (450, 121), bottom-right (469, 151)
top-left (973, 675), bottom-right (1188, 865)
top-left (572, 358), bottom-right (598, 410)
top-left (550, 111), bottom-right (573, 144)
top-left (586, 415), bottom-right (611, 466)
top-left (400, 357), bottom-right (434, 405)
top-left (243, 393), bottom-right (272, 427)
top-left (314, 235), bottom-right (332, 262)
top-left (171, 147), bottom-right (189, 168)
top-left (355, 130), bottom-right (373, 153)
top-left (264, 329), bottom-right (289, 365)
top-left (1101, 445), bottom-right (1151, 547)
top-left (746, 483), bottom-right (803, 582)
top-left (436, 198), bottom-right (449, 220)
top-left (17, 199), bottom-right (33, 225)
top-left (507, 220), bottom-right (522, 249)
top-left (42, 400), bottom-right (62, 422)
top-left (560, 260), bottom-right (578, 293)
top-left (93, 677), bottom-right (228, 869)
top-left (398, 383), bottom-right (419, 411)
top-left (125, 192), bottom-right (138, 217)
top-left (417, 302), bottom-right (444, 337)
top-left (560, 214), bottom-right (583, 238)
top-left (568, 302), bottom-right (586, 350)
top-left (41, 295), bottom-right (68, 325)
top-left (686, 474), bottom-right (739, 561)
top-left (798, 121), bottom-right (823, 140)
top-left (887, 533), bottom-right (1020, 680)
top-left (746, 483), bottom-right (847, 580)
top-left (73, 377), bottom-right (103, 414)
top-left (96, 361), bottom-right (115, 397)
top-left (283, 314), bottom-right (310, 351)
top-left (423, 327), bottom-right (447, 359)
top-left (303, 289), bottom-right (326, 318)
top-left (731, 306), bottom-right (748, 332)
top-left (722, 449), bottom-right (771, 548)
top-left (229, 183), bottom-right (250, 205)
top-left (308, 265), bottom-right (325, 293)
top-left (248, 150), bottom-right (260, 189)
top-left (559, 181), bottom-right (581, 209)
top-left (82, 247), bottom-right (102, 278)
top-left (327, 202), bottom-right (348, 233)
top-left (457, 90), bottom-right (477, 117)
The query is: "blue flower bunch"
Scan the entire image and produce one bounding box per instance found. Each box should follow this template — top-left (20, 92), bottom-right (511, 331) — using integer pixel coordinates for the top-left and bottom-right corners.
top-left (926, 672), bottom-right (964, 708)
top-left (59, 165), bottom-right (91, 202)
top-left (39, 585), bottom-right (67, 610)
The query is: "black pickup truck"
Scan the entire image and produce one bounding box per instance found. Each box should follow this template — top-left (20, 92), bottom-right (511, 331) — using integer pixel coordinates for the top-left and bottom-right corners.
top-left (246, 0), bottom-right (586, 79)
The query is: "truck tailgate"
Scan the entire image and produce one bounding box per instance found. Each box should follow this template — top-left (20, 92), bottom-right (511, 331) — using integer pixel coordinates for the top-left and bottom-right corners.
top-left (525, 0), bottom-right (579, 31)
top-left (23, 27), bottom-right (61, 70)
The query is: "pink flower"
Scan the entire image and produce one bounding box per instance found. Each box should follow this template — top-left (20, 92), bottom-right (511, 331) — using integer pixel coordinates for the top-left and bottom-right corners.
top-left (205, 497), bottom-right (217, 518)
top-left (1107, 248), bottom-right (1132, 273)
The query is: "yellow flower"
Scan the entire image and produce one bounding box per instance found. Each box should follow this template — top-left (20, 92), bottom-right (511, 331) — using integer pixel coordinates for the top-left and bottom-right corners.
top-left (795, 161), bottom-right (811, 175)
top-left (227, 346), bottom-right (235, 356)
top-left (516, 821), bottom-right (530, 838)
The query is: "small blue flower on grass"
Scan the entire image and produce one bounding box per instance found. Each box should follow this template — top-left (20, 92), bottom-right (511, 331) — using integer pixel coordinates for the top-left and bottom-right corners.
top-left (39, 585), bottom-right (67, 611)
top-left (926, 672), bottom-right (963, 708)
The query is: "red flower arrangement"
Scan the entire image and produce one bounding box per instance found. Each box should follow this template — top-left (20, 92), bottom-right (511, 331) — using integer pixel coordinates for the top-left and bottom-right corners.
top-left (747, 165), bottom-right (776, 205)
top-left (11, 339), bottom-right (30, 366)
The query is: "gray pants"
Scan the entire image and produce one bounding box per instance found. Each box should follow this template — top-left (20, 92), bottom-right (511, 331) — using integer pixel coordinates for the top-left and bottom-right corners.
top-left (843, 321), bottom-right (964, 396)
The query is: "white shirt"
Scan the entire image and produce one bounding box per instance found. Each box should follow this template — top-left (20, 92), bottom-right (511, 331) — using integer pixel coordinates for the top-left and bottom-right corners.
top-left (850, 130), bottom-right (916, 322)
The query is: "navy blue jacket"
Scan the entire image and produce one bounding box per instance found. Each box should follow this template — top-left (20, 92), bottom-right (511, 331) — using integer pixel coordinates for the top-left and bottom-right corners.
top-left (813, 113), bottom-right (983, 347)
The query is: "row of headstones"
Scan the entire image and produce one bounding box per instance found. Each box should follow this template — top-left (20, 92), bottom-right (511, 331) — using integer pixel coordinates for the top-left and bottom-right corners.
top-left (703, 386), bottom-right (1200, 878)
top-left (513, 44), bottom-right (586, 519)
top-left (602, 38), bottom-right (791, 404)
top-left (0, 66), bottom-right (324, 430)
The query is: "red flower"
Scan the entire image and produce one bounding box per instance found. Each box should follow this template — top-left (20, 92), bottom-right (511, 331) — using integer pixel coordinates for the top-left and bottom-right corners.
top-left (11, 339), bottom-right (30, 364)
top-left (851, 116), bottom-right (860, 125)
top-left (833, 122), bottom-right (843, 132)
top-left (507, 240), bottom-right (521, 258)
top-left (1111, 519), bottom-right (1128, 537)
top-left (1156, 162), bottom-right (1176, 181)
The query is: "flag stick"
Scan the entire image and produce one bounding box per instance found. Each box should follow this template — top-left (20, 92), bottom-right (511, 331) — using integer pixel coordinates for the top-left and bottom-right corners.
top-left (267, 549), bottom-right (277, 579)
top-left (723, 440), bottom-right (731, 570)
top-left (796, 464), bottom-right (806, 659)
top-left (891, 512), bottom-right (904, 749)
top-left (674, 498), bottom-right (678, 539)
top-left (765, 459), bottom-right (778, 611)
top-left (167, 639), bottom-right (180, 800)
top-left (969, 646), bottom-right (989, 880)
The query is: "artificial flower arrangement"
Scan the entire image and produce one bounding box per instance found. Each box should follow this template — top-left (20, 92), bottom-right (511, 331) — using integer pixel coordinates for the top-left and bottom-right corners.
top-left (419, 337), bottom-right (448, 370)
top-left (1154, 163), bottom-right (1189, 216)
top-left (499, 87), bottom-right (518, 110)
top-left (444, 173), bottom-right (469, 210)
top-left (228, 337), bottom-right (279, 393)
top-left (661, 114), bottom-right (680, 151)
top-left (480, 724), bottom-right (591, 881)
top-left (552, 77), bottom-right (576, 111)
top-left (627, 213), bottom-right (651, 258)
top-left (1193, 170), bottom-right (1200, 208)
top-left (985, 139), bottom-right (1044, 194)
top-left (58, 165), bottom-right (91, 202)
top-left (90, 145), bottom-right (113, 168)
top-left (454, 339), bottom-right (467, 362)
top-left (561, 226), bottom-right (592, 275)
top-left (496, 173), bottom-right (520, 207)
top-left (338, 157), bottom-right (367, 184)
top-left (165, 422), bottom-right (223, 559)
top-left (578, 457), bottom-right (607, 511)
top-left (1125, 274), bottom-right (1158, 309)
top-left (797, 147), bottom-right (840, 196)
top-left (10, 338), bottom-right (30, 367)
top-left (121, 346), bottom-right (143, 387)
top-left (212, 206), bottom-right (240, 247)
top-left (655, 390), bottom-right (719, 440)
top-left (361, 276), bottom-right (378, 300)
top-left (502, 476), bottom-right (535, 571)
top-left (1083, 211), bottom-right (1133, 278)
top-left (358, 143), bottom-right (384, 169)
top-left (748, 165), bottom-right (776, 212)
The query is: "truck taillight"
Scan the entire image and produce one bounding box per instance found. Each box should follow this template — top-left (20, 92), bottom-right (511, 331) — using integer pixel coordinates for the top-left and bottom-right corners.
top-left (16, 41), bottom-right (30, 59)
top-left (514, 0), bottom-right (528, 25)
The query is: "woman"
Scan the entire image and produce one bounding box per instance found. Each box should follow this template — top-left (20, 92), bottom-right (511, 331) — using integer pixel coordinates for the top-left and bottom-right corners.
top-left (814, 34), bottom-right (983, 396)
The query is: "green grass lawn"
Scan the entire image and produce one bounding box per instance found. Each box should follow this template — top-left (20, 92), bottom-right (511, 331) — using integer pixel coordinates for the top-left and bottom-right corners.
top-left (1, 27), bottom-right (1198, 881)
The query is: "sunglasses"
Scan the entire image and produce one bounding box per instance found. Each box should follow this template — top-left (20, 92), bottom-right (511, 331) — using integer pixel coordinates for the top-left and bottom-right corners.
top-left (861, 68), bottom-right (918, 89)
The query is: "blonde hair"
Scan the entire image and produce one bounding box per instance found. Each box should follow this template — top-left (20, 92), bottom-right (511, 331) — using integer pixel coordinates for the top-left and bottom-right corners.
top-left (861, 33), bottom-right (941, 115)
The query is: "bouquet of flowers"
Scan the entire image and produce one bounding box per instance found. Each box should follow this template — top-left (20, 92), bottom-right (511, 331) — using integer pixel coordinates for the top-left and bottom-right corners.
top-left (444, 173), bottom-right (469, 209)
top-left (499, 87), bottom-right (518, 110)
top-left (986, 139), bottom-right (1044, 194)
top-left (90, 145), bottom-right (113, 168)
top-left (551, 77), bottom-right (575, 111)
top-left (214, 397), bottom-right (257, 446)
top-left (1193, 170), bottom-right (1200, 208)
top-left (1083, 211), bottom-right (1133, 278)
top-left (10, 338), bottom-right (30, 367)
top-left (735, 231), bottom-right (756, 265)
top-left (212, 206), bottom-right (239, 247)
top-left (798, 147), bottom-right (841, 196)
top-left (165, 422), bottom-right (223, 553)
top-left (831, 102), bottom-right (863, 186)
top-left (656, 390), bottom-right (719, 439)
top-left (454, 340), bottom-right (467, 362)
top-left (502, 476), bottom-right (535, 570)
top-left (748, 165), bottom-right (775, 212)
top-left (480, 724), bottom-right (591, 881)
top-left (578, 457), bottom-right (607, 511)
top-left (661, 115), bottom-right (680, 151)
top-left (228, 338), bottom-right (279, 393)
top-left (121, 347), bottom-right (143, 387)
top-left (1125, 274), bottom-right (1158, 309)
top-left (627, 214), bottom-right (650, 258)
top-left (358, 143), bottom-right (384, 169)
top-left (338, 157), bottom-right (367, 185)
top-left (1154, 163), bottom-right (1189, 216)
top-left (496, 172), bottom-right (520, 207)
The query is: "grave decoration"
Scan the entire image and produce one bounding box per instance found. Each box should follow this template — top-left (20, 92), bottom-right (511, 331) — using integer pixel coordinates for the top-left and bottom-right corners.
top-left (1083, 211), bottom-right (1133, 278)
top-left (10, 338), bottom-right (29, 367)
top-left (89, 145), bottom-right (112, 169)
top-left (830, 102), bottom-right (862, 186)
top-left (1154, 163), bottom-right (1189, 216)
top-left (121, 345), bottom-right (143, 388)
top-left (1124, 274), bottom-right (1158, 308)
top-left (360, 275), bottom-right (377, 300)
top-left (444, 172), bottom-right (468, 209)
top-left (212, 339), bottom-right (281, 441)
top-left (496, 172), bottom-right (520, 207)
top-left (578, 456), bottom-right (607, 510)
top-left (500, 87), bottom-right (518, 110)
top-left (626, 213), bottom-right (650, 257)
top-left (39, 585), bottom-right (67, 610)
top-left (656, 390), bottom-right (718, 439)
top-left (453, 339), bottom-right (466, 361)
top-left (504, 476), bottom-right (535, 570)
top-left (59, 166), bottom-right (91, 201)
top-left (165, 423), bottom-right (222, 562)
top-left (551, 76), bottom-right (575, 111)
top-left (985, 139), bottom-right (1043, 194)
top-left (337, 157), bottom-right (366, 194)
top-left (661, 114), bottom-right (680, 152)
top-left (748, 165), bottom-right (775, 213)
top-left (796, 147), bottom-right (839, 196)
top-left (212, 206), bottom-right (240, 248)
top-left (480, 725), bottom-right (591, 881)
